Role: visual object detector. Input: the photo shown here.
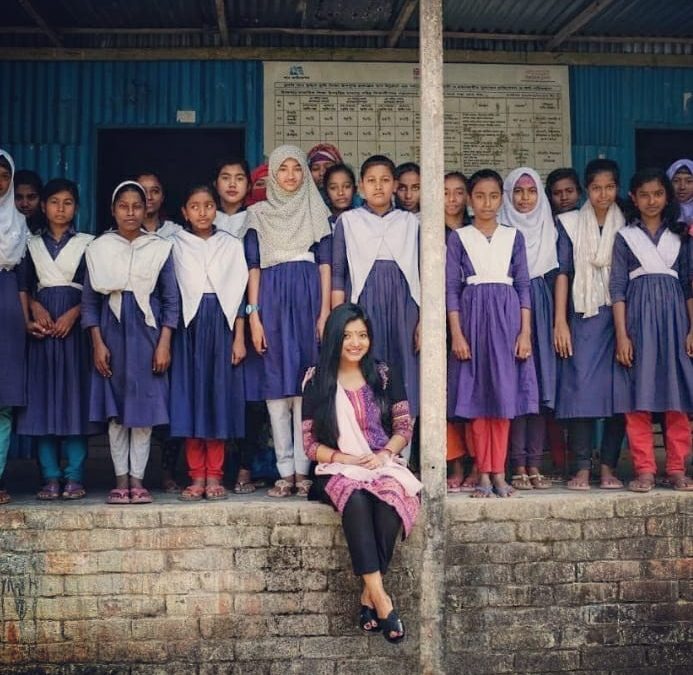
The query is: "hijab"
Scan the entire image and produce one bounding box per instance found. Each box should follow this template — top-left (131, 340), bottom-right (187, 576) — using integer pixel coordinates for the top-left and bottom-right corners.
top-left (246, 163), bottom-right (268, 206)
top-left (666, 159), bottom-right (693, 224)
top-left (0, 150), bottom-right (30, 269)
top-left (499, 167), bottom-right (558, 278)
top-left (245, 145), bottom-right (331, 269)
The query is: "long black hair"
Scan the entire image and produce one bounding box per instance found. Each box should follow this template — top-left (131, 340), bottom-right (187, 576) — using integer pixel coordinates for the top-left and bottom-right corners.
top-left (310, 303), bottom-right (391, 448)
top-left (625, 167), bottom-right (686, 237)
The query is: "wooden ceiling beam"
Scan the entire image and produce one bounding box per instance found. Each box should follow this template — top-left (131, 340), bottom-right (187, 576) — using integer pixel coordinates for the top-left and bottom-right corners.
top-left (214, 0), bottom-right (230, 47)
top-left (387, 0), bottom-right (419, 48)
top-left (546, 0), bottom-right (617, 50)
top-left (17, 0), bottom-right (62, 47)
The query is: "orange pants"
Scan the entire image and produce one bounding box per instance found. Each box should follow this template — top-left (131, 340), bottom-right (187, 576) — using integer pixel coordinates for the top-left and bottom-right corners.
top-left (625, 411), bottom-right (691, 475)
top-left (470, 418), bottom-right (510, 474)
top-left (185, 438), bottom-right (225, 480)
top-left (446, 422), bottom-right (475, 461)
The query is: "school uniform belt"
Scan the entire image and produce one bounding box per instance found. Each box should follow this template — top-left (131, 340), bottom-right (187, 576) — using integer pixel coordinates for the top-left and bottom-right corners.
top-left (465, 274), bottom-right (513, 286)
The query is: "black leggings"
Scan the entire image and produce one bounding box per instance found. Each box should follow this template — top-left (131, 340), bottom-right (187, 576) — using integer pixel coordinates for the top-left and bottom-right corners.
top-left (237, 401), bottom-right (268, 471)
top-left (567, 415), bottom-right (625, 471)
top-left (342, 489), bottom-right (402, 576)
top-left (154, 426), bottom-right (182, 473)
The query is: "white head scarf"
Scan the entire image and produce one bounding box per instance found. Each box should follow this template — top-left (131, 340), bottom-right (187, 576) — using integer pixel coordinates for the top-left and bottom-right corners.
top-left (0, 149), bottom-right (30, 269)
top-left (500, 167), bottom-right (558, 279)
top-left (245, 145), bottom-right (331, 268)
top-left (666, 159), bottom-right (693, 224)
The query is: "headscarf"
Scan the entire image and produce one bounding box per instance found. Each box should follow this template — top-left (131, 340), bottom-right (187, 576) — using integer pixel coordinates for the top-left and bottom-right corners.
top-left (0, 150), bottom-right (30, 269)
top-left (307, 143), bottom-right (342, 167)
top-left (500, 167), bottom-right (558, 279)
top-left (245, 145), bottom-right (331, 269)
top-left (246, 163), bottom-right (268, 206)
top-left (666, 159), bottom-right (693, 224)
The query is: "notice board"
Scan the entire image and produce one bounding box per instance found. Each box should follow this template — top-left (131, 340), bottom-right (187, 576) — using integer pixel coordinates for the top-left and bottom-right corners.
top-left (264, 61), bottom-right (571, 177)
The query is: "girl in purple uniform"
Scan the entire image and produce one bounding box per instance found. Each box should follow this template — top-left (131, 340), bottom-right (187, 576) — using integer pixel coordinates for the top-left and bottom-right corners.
top-left (554, 159), bottom-right (626, 490)
top-left (500, 167), bottom-right (558, 490)
top-left (0, 149), bottom-right (30, 505)
top-left (447, 169), bottom-right (538, 498)
top-left (82, 181), bottom-right (179, 504)
top-left (17, 179), bottom-right (95, 500)
top-left (611, 167), bottom-right (693, 492)
top-left (666, 159), bottom-right (693, 228)
top-left (170, 185), bottom-right (248, 501)
top-left (245, 145), bottom-right (332, 497)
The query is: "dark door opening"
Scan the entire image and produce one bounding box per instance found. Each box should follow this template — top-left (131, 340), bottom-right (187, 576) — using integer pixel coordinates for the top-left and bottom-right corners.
top-left (635, 128), bottom-right (693, 172)
top-left (96, 127), bottom-right (245, 232)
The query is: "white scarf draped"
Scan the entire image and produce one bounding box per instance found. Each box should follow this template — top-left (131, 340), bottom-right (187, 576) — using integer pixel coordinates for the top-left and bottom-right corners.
top-left (560, 200), bottom-right (624, 318)
top-left (28, 232), bottom-right (94, 291)
top-left (85, 231), bottom-right (172, 328)
top-left (499, 167), bottom-right (558, 279)
top-left (314, 383), bottom-right (422, 497)
top-left (341, 207), bottom-right (421, 306)
top-left (172, 228), bottom-right (248, 329)
top-left (0, 150), bottom-right (30, 270)
top-left (618, 226), bottom-right (680, 280)
top-left (245, 145), bottom-right (331, 269)
top-left (215, 211), bottom-right (248, 239)
top-left (155, 220), bottom-right (182, 241)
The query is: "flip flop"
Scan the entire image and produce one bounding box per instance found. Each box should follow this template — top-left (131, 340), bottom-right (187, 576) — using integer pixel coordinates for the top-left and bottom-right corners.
top-left (599, 476), bottom-right (624, 490)
top-left (233, 481), bottom-right (256, 495)
top-left (205, 484), bottom-right (228, 501)
top-left (494, 484), bottom-right (515, 498)
top-left (528, 473), bottom-right (551, 490)
top-left (37, 482), bottom-right (61, 501)
top-left (566, 478), bottom-right (591, 491)
top-left (62, 481), bottom-right (86, 500)
top-left (106, 488), bottom-right (130, 505)
top-left (668, 474), bottom-right (693, 491)
top-left (628, 476), bottom-right (655, 493)
top-left (129, 487), bottom-right (153, 504)
top-left (178, 485), bottom-right (205, 502)
top-left (470, 485), bottom-right (495, 499)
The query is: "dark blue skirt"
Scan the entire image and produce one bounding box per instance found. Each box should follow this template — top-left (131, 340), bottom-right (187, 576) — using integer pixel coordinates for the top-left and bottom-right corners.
top-left (0, 269), bottom-right (26, 408)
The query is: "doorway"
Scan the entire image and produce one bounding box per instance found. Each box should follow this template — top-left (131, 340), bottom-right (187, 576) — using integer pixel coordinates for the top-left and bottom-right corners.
top-left (635, 128), bottom-right (693, 171)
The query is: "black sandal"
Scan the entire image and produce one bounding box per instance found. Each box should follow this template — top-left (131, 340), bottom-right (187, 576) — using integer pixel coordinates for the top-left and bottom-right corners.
top-left (380, 609), bottom-right (405, 644)
top-left (359, 605), bottom-right (381, 634)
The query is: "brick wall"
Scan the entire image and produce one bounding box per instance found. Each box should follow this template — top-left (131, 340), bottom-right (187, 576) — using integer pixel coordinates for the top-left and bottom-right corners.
top-left (0, 492), bottom-right (690, 673)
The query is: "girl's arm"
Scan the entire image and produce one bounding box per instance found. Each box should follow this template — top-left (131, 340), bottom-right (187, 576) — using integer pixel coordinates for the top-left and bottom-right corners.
top-left (316, 234), bottom-right (332, 339)
top-left (244, 230), bottom-right (266, 354)
top-left (232, 316), bottom-right (246, 365)
top-left (516, 307), bottom-right (532, 360)
top-left (331, 217), bottom-right (347, 308)
top-left (613, 301), bottom-right (633, 367)
top-left (511, 232), bottom-right (532, 359)
top-left (686, 298), bottom-right (693, 357)
top-left (446, 233), bottom-right (471, 360)
top-left (380, 364), bottom-right (413, 456)
top-left (553, 223), bottom-right (573, 358)
top-left (609, 234), bottom-right (633, 367)
top-left (152, 254), bottom-right (179, 374)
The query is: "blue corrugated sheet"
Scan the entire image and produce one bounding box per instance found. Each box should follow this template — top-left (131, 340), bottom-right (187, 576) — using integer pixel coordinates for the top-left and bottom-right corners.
top-left (1, 60), bottom-right (263, 231)
top-left (570, 66), bottom-right (693, 185)
top-left (2, 60), bottom-right (693, 231)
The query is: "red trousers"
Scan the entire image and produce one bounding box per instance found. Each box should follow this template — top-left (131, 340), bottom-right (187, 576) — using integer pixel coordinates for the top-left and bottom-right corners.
top-left (470, 418), bottom-right (510, 474)
top-left (446, 422), bottom-right (475, 461)
top-left (625, 411), bottom-right (691, 475)
top-left (185, 438), bottom-right (225, 480)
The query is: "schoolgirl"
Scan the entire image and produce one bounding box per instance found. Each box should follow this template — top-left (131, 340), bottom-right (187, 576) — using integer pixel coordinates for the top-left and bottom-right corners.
top-left (444, 172), bottom-right (477, 492)
top-left (0, 149), bottom-right (30, 505)
top-left (170, 185), bottom-right (248, 500)
top-left (446, 169), bottom-right (538, 498)
top-left (666, 159), bottom-right (693, 227)
top-left (546, 168), bottom-right (582, 215)
top-left (332, 155), bottom-right (421, 423)
top-left (82, 181), bottom-right (179, 504)
top-left (307, 143), bottom-right (343, 191)
top-left (16, 179), bottom-right (95, 499)
top-left (246, 163), bottom-right (268, 206)
top-left (245, 145), bottom-right (332, 497)
top-left (500, 167), bottom-right (558, 490)
top-left (611, 167), bottom-right (693, 491)
top-left (213, 158), bottom-right (265, 494)
top-left (324, 163), bottom-right (357, 226)
top-left (554, 159), bottom-right (626, 490)
top-left (14, 169), bottom-right (45, 233)
top-left (136, 170), bottom-right (183, 493)
top-left (394, 162), bottom-right (420, 213)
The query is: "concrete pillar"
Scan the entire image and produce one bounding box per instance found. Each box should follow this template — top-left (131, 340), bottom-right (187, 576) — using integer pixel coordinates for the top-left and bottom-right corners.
top-left (418, 0), bottom-right (447, 673)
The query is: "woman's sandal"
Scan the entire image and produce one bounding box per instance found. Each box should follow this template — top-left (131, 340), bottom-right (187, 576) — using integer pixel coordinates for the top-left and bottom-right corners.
top-left (459, 475), bottom-right (478, 492)
top-left (162, 479), bottom-right (182, 494)
top-left (628, 475), bottom-right (655, 493)
top-left (0, 490), bottom-right (10, 505)
top-left (205, 484), bottom-right (228, 501)
top-left (62, 482), bottom-right (86, 500)
top-left (447, 476), bottom-right (462, 493)
top-left (667, 473), bottom-right (693, 492)
top-left (268, 479), bottom-right (294, 498)
top-left (566, 476), bottom-right (591, 491)
top-left (129, 487), bottom-right (153, 504)
top-left (295, 479), bottom-right (312, 498)
top-left (106, 488), bottom-right (130, 505)
top-left (380, 609), bottom-right (405, 644)
top-left (599, 475), bottom-right (624, 490)
top-left (179, 485), bottom-right (205, 502)
top-left (37, 482), bottom-right (61, 501)
top-left (528, 473), bottom-right (551, 490)
top-left (359, 605), bottom-right (382, 634)
top-left (511, 474), bottom-right (533, 490)
top-left (470, 485), bottom-right (495, 499)
top-left (493, 484), bottom-right (515, 498)
top-left (233, 480), bottom-right (256, 495)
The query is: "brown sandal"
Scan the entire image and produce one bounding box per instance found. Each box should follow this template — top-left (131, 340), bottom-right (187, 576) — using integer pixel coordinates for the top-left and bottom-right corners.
top-left (628, 474), bottom-right (655, 493)
top-left (295, 479), bottom-right (312, 497)
top-left (205, 484), bottom-right (228, 501)
top-left (178, 484), bottom-right (205, 501)
top-left (528, 473), bottom-right (551, 490)
top-left (268, 479), bottom-right (294, 497)
top-left (511, 474), bottom-right (533, 490)
top-left (668, 473), bottom-right (693, 492)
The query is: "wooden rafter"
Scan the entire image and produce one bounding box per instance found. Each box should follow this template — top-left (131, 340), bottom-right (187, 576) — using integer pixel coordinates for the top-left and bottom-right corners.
top-left (17, 0), bottom-right (62, 47)
top-left (387, 0), bottom-right (419, 48)
top-left (546, 0), bottom-right (617, 50)
top-left (214, 0), bottom-right (230, 47)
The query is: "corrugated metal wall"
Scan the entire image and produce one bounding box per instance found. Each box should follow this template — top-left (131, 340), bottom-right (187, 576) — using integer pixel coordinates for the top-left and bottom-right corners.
top-left (570, 66), bottom-right (693, 185)
top-left (1, 60), bottom-right (263, 231)
top-left (2, 60), bottom-right (692, 231)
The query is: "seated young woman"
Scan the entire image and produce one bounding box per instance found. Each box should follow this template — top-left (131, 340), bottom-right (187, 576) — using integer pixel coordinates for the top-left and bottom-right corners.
top-left (302, 302), bottom-right (422, 644)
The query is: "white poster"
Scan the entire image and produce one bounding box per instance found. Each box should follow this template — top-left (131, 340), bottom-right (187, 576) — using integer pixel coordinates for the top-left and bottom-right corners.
top-left (264, 61), bottom-right (571, 177)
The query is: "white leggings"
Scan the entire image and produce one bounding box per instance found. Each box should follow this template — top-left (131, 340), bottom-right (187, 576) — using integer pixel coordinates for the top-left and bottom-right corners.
top-left (266, 397), bottom-right (309, 477)
top-left (108, 420), bottom-right (152, 480)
